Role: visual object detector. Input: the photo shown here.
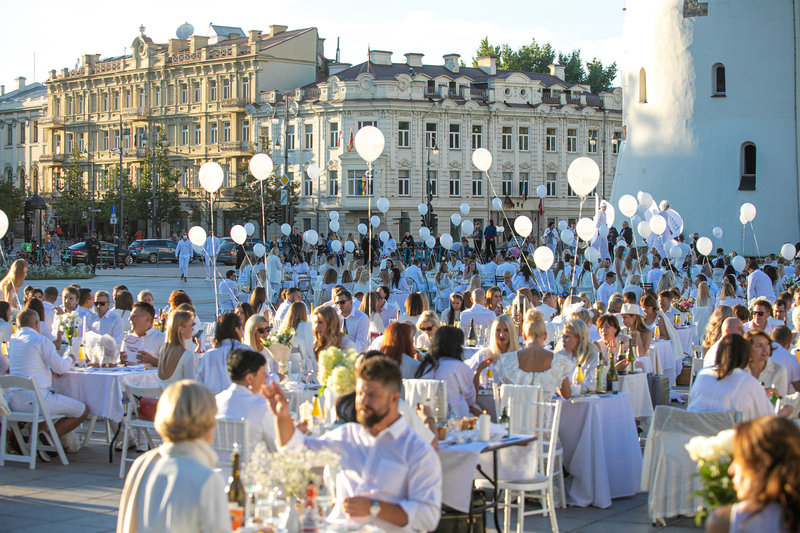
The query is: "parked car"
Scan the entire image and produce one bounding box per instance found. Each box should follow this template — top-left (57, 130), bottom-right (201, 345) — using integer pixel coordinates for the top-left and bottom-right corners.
top-left (216, 237), bottom-right (265, 265)
top-left (63, 241), bottom-right (132, 267)
top-left (128, 239), bottom-right (181, 264)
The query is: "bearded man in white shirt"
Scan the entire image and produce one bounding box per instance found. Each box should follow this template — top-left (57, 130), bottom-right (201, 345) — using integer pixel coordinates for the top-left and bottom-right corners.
top-left (120, 302), bottom-right (165, 367)
top-left (89, 290), bottom-right (124, 346)
top-left (459, 288), bottom-right (496, 332)
top-left (265, 356), bottom-right (441, 533)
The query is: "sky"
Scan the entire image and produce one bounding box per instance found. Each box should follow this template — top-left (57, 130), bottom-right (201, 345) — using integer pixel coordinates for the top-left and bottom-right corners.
top-left (0, 0), bottom-right (626, 89)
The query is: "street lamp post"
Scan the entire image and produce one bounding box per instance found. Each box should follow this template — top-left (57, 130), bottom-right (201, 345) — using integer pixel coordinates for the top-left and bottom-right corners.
top-left (425, 141), bottom-right (438, 230)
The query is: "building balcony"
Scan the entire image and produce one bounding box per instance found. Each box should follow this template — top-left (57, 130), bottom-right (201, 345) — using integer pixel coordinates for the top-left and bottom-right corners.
top-left (39, 116), bottom-right (63, 128)
top-left (39, 153), bottom-right (65, 163)
top-left (221, 97), bottom-right (247, 110)
top-left (541, 96), bottom-right (562, 105)
top-left (221, 141), bottom-right (251, 153)
top-left (121, 106), bottom-right (150, 118)
top-left (470, 88), bottom-right (488, 101)
top-left (301, 87), bottom-right (320, 100)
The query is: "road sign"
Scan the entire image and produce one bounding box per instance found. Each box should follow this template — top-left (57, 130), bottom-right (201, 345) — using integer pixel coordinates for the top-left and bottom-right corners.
top-left (280, 189), bottom-right (288, 206)
top-left (280, 175), bottom-right (289, 186)
top-left (110, 216), bottom-right (118, 225)
top-left (111, 205), bottom-right (116, 214)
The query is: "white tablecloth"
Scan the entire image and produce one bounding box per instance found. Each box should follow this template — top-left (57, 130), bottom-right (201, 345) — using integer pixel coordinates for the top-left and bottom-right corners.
top-left (651, 340), bottom-right (678, 387)
top-left (53, 366), bottom-right (159, 422)
top-left (674, 326), bottom-right (698, 357)
top-left (618, 373), bottom-right (654, 419)
top-left (558, 392), bottom-right (642, 508)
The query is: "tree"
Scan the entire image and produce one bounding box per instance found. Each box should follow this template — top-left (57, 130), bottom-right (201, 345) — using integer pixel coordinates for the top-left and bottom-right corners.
top-left (472, 36), bottom-right (501, 66)
top-left (139, 130), bottom-right (182, 236)
top-left (585, 57), bottom-right (618, 94)
top-left (0, 180), bottom-right (27, 225)
top-left (509, 39), bottom-right (556, 73)
top-left (51, 151), bottom-right (90, 236)
top-left (558, 50), bottom-right (586, 84)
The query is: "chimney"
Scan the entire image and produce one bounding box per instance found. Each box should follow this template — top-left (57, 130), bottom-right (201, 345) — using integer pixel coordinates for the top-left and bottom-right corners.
top-left (368, 50), bottom-right (393, 66)
top-left (443, 54), bottom-right (460, 73)
top-left (476, 56), bottom-right (497, 75)
top-left (549, 64), bottom-right (566, 80)
top-left (189, 35), bottom-right (209, 52)
top-left (248, 30), bottom-right (262, 44)
top-left (404, 53), bottom-right (424, 68)
top-left (269, 25), bottom-right (288, 37)
top-left (16, 77), bottom-right (26, 91)
top-left (168, 38), bottom-right (189, 55)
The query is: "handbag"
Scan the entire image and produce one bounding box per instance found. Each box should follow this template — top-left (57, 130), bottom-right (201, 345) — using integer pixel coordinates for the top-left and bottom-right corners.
top-left (137, 396), bottom-right (159, 422)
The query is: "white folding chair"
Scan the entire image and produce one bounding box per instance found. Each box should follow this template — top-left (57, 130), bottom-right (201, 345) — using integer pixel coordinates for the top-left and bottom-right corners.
top-left (0, 375), bottom-right (68, 469)
top-left (212, 417), bottom-right (249, 469)
top-left (497, 397), bottom-right (563, 533)
top-left (119, 382), bottom-right (163, 479)
top-left (296, 273), bottom-right (312, 303)
top-left (403, 378), bottom-right (448, 424)
top-left (80, 415), bottom-right (113, 447)
top-left (689, 344), bottom-right (704, 396)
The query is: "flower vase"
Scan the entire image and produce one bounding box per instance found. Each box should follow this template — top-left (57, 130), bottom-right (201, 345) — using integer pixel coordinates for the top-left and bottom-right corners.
top-left (266, 343), bottom-right (291, 375)
top-left (279, 496), bottom-right (300, 533)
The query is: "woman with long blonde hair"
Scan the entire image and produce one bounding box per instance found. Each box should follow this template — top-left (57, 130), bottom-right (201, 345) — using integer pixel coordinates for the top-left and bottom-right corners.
top-left (469, 315), bottom-right (519, 389)
top-left (279, 301), bottom-right (315, 371)
top-left (243, 314), bottom-right (279, 373)
top-left (156, 311), bottom-right (197, 387)
top-left (702, 305), bottom-right (734, 353)
top-left (556, 318), bottom-right (599, 391)
top-left (311, 306), bottom-right (353, 356)
top-left (0, 259), bottom-right (27, 309)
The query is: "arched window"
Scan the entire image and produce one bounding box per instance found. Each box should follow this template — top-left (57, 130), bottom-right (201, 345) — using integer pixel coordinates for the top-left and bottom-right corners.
top-left (712, 63), bottom-right (726, 96)
top-left (739, 142), bottom-right (756, 190)
top-left (639, 68), bottom-right (647, 103)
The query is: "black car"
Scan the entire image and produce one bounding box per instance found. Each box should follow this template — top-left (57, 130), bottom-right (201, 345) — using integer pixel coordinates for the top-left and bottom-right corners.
top-left (63, 241), bottom-right (132, 267)
top-left (216, 237), bottom-right (265, 265)
top-left (129, 239), bottom-right (179, 264)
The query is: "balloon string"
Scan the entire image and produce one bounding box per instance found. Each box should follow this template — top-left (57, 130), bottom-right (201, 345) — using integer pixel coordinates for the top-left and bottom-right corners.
top-left (569, 196), bottom-right (587, 296)
top-left (749, 221), bottom-right (761, 258)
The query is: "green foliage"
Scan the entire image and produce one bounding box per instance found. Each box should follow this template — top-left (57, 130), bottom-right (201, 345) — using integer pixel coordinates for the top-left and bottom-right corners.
top-left (0, 264), bottom-right (94, 280)
top-left (0, 180), bottom-right (27, 223)
top-left (51, 151), bottom-right (90, 233)
top-left (472, 37), bottom-right (501, 65)
top-left (690, 459), bottom-right (737, 526)
top-left (558, 50), bottom-right (586, 84)
top-left (139, 130), bottom-right (182, 233)
top-left (585, 57), bottom-right (618, 95)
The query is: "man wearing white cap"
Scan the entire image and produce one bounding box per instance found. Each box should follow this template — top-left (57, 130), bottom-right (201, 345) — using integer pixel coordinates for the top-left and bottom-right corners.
top-left (592, 201), bottom-right (611, 261)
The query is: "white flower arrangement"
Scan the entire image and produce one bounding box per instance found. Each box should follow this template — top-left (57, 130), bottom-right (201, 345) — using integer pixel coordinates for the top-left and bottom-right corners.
top-left (242, 443), bottom-right (339, 501)
top-left (59, 311), bottom-right (80, 343)
top-left (317, 346), bottom-right (359, 396)
top-left (685, 429), bottom-right (734, 463)
top-left (685, 428), bottom-right (736, 524)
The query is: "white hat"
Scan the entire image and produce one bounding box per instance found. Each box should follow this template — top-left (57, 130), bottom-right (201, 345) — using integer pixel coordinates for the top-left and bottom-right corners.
top-left (600, 200), bottom-right (609, 208)
top-left (619, 303), bottom-right (643, 317)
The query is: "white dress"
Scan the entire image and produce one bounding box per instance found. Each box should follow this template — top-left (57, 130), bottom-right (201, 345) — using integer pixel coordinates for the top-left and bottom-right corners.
top-left (688, 368), bottom-right (774, 421)
top-left (495, 351), bottom-right (576, 400)
top-left (157, 349), bottom-right (198, 388)
top-left (418, 358), bottom-right (477, 418)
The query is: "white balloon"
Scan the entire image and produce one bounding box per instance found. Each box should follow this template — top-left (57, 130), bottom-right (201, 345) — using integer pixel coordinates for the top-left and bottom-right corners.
top-left (376, 197), bottom-right (390, 214)
top-left (329, 220), bottom-right (340, 232)
top-left (461, 220), bottom-right (474, 235)
top-left (379, 231), bottom-right (389, 243)
top-left (253, 243), bottom-right (266, 258)
top-left (460, 203), bottom-right (470, 215)
top-left (198, 161), bottom-right (224, 193)
top-left (598, 224), bottom-right (609, 239)
top-left (244, 222), bottom-right (255, 236)
top-left (304, 229), bottom-right (319, 246)
top-left (358, 223), bottom-right (368, 235)
top-left (440, 233), bottom-right (454, 249)
top-left (354, 125), bottom-right (385, 162)
top-left (305, 164), bottom-right (321, 180)
top-left (696, 236), bottom-right (713, 256)
top-left (713, 227), bottom-right (723, 239)
top-left (584, 246), bottom-right (599, 263)
top-left (740, 202), bottom-right (756, 223)
top-left (670, 244), bottom-right (683, 259)
top-left (188, 226), bottom-right (207, 247)
top-left (739, 213), bottom-right (748, 225)
top-left (450, 213), bottom-right (462, 226)
top-left (344, 240), bottom-right (355, 253)
top-left (536, 184), bottom-right (547, 199)
top-left (560, 229), bottom-right (574, 246)
top-left (575, 218), bottom-right (597, 242)
top-left (732, 255), bottom-right (746, 273)
top-left (514, 216), bottom-right (533, 238)
top-left (230, 225), bottom-right (247, 244)
top-left (419, 227), bottom-right (431, 239)
top-left (425, 236), bottom-right (436, 248)
top-left (567, 157), bottom-right (600, 197)
top-left (329, 211), bottom-right (340, 221)
top-left (249, 153), bottom-right (274, 181)
top-left (472, 148), bottom-right (493, 171)
top-left (533, 246), bottom-right (555, 271)
top-left (418, 203), bottom-right (428, 216)
top-left (331, 240), bottom-right (343, 253)
top-left (281, 223), bottom-right (291, 236)
top-left (781, 243), bottom-right (796, 261)
top-left (370, 215), bottom-right (380, 228)
top-left (637, 191), bottom-right (654, 209)
top-left (491, 197), bottom-right (503, 211)
top-left (637, 220), bottom-right (652, 239)
top-left (649, 214), bottom-right (667, 235)
top-left (618, 194), bottom-right (638, 217)
top-left (557, 220), bottom-right (568, 232)
top-left (496, 226), bottom-right (504, 233)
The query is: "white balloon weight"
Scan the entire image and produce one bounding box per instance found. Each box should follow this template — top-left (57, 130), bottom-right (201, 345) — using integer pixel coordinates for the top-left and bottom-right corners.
top-left (304, 230), bottom-right (319, 246)
top-left (491, 197), bottom-right (502, 211)
top-left (329, 211), bottom-right (340, 221)
top-left (513, 216), bottom-right (533, 238)
top-left (670, 244), bottom-right (683, 259)
top-left (732, 255), bottom-right (746, 273)
top-left (418, 203), bottom-right (428, 216)
top-left (637, 191), bottom-right (654, 209)
top-left (740, 202), bottom-right (756, 223)
top-left (567, 157), bottom-right (600, 197)
top-left (533, 246), bottom-right (554, 271)
top-left (329, 220), bottom-right (340, 232)
top-left (460, 203), bottom-right (470, 215)
top-left (376, 197), bottom-right (390, 214)
top-left (330, 240), bottom-right (342, 253)
top-left (696, 237), bottom-right (713, 256)
top-left (344, 240), bottom-right (355, 253)
top-left (358, 223), bottom-right (368, 235)
top-left (558, 220), bottom-right (568, 232)
top-left (188, 226), bottom-right (207, 247)
top-left (450, 213), bottom-right (461, 226)
top-left (420, 227), bottom-right (431, 239)
top-left (781, 243), bottom-right (796, 261)
top-left (354, 125), bottom-right (385, 162)
top-left (230, 225), bottom-right (247, 244)
top-left (305, 164), bottom-right (321, 180)
top-left (370, 215), bottom-right (380, 228)
top-left (379, 231), bottom-right (389, 243)
top-left (598, 224), bottom-right (609, 239)
top-left (280, 223), bottom-right (291, 236)
top-left (576, 218), bottom-right (597, 242)
top-left (637, 220), bottom-right (652, 239)
top-left (440, 233), bottom-right (454, 250)
top-left (253, 243), bottom-right (266, 258)
top-left (584, 246), bottom-right (600, 263)
top-left (244, 222), bottom-right (255, 236)
top-left (713, 227), bottom-right (723, 239)
top-left (461, 220), bottom-right (474, 235)
top-left (472, 148), bottom-right (493, 172)
top-left (198, 161), bottom-right (224, 193)
top-left (249, 153), bottom-right (274, 181)
top-left (536, 184), bottom-right (547, 199)
top-left (618, 194), bottom-right (638, 217)
top-left (649, 214), bottom-right (667, 235)
top-left (561, 229), bottom-right (574, 246)
top-left (425, 236), bottom-right (436, 248)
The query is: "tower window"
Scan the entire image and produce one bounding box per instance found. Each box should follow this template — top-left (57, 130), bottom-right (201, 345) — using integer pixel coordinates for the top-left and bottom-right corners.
top-left (712, 63), bottom-right (726, 96)
top-left (639, 68), bottom-right (647, 103)
top-left (739, 142), bottom-right (756, 191)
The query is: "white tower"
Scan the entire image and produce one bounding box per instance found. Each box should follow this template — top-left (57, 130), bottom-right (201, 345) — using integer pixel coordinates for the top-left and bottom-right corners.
top-left (611, 0), bottom-right (800, 254)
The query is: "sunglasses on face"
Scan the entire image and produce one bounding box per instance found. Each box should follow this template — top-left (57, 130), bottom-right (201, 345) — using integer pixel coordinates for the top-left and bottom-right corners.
top-left (94, 301), bottom-right (108, 306)
top-left (754, 311), bottom-right (766, 317)
top-left (257, 327), bottom-right (268, 334)
top-left (334, 300), bottom-right (350, 307)
top-left (419, 326), bottom-right (434, 332)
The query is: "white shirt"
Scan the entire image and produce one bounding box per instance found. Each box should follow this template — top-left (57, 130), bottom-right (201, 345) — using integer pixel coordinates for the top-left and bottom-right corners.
top-left (460, 303), bottom-right (496, 332)
top-left (215, 384), bottom-right (277, 452)
top-left (743, 319), bottom-right (775, 335)
top-left (771, 344), bottom-right (800, 392)
top-left (404, 265), bottom-right (426, 292)
top-left (157, 348), bottom-right (197, 388)
top-left (218, 278), bottom-right (241, 309)
top-left (747, 269), bottom-right (776, 302)
top-left (9, 326), bottom-right (73, 390)
top-left (688, 367), bottom-right (774, 421)
top-left (419, 358), bottom-right (477, 417)
top-left (0, 319), bottom-right (13, 343)
top-left (283, 416), bottom-right (442, 533)
top-left (496, 262), bottom-right (518, 279)
top-left (702, 338), bottom-right (722, 368)
top-left (536, 303), bottom-right (559, 321)
top-left (596, 282), bottom-right (616, 305)
top-left (647, 268), bottom-right (663, 287)
top-left (175, 238), bottom-right (193, 258)
top-left (378, 301), bottom-right (400, 326)
top-left (203, 235), bottom-right (220, 257)
top-left (91, 310), bottom-right (125, 346)
top-left (197, 339), bottom-right (248, 394)
top-left (382, 238), bottom-right (398, 256)
top-left (339, 307), bottom-right (370, 352)
top-left (121, 327), bottom-right (166, 363)
top-left (746, 358), bottom-right (788, 396)
top-left (42, 300), bottom-right (56, 332)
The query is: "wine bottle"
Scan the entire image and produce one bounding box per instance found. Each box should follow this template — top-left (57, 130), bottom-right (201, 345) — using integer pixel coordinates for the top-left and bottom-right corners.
top-left (468, 319), bottom-right (477, 347)
top-left (225, 443), bottom-right (246, 515)
top-left (627, 342), bottom-right (637, 374)
top-left (576, 364), bottom-right (584, 384)
top-left (596, 362), bottom-right (605, 393)
top-left (485, 367), bottom-right (495, 389)
top-left (606, 353), bottom-right (618, 392)
top-left (499, 407), bottom-right (510, 436)
top-left (617, 344), bottom-right (628, 376)
top-left (342, 317), bottom-right (349, 337)
top-left (302, 480), bottom-right (319, 532)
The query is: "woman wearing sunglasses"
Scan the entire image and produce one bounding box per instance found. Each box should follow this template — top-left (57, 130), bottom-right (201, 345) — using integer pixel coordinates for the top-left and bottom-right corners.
top-left (244, 314), bottom-right (280, 375)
